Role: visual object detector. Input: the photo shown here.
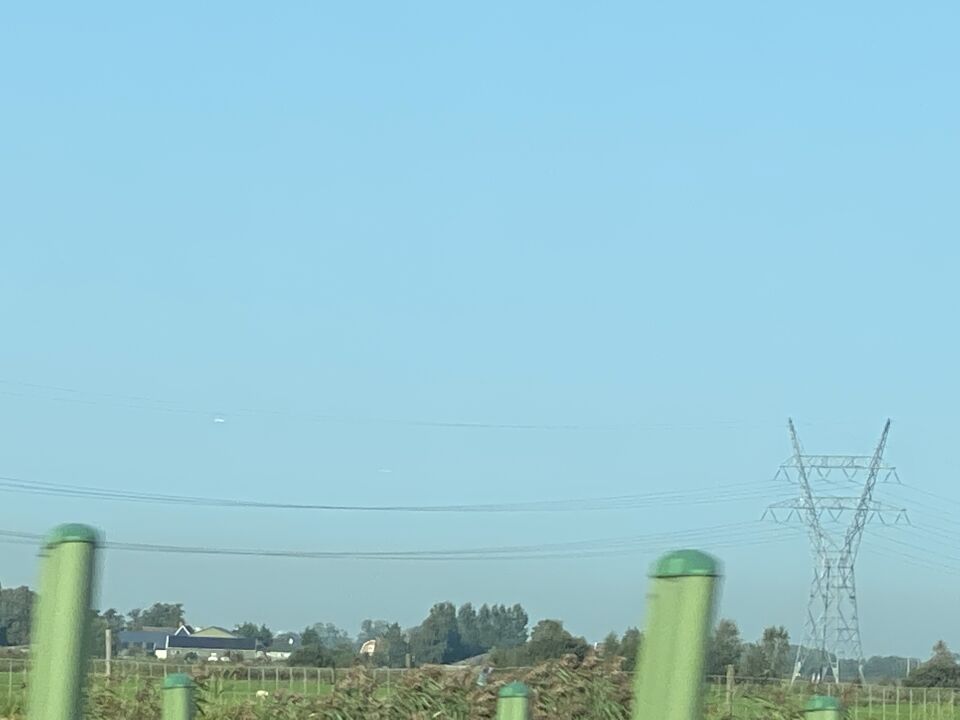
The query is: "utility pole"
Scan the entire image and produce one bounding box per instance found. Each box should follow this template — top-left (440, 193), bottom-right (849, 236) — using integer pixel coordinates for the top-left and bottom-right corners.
top-left (764, 419), bottom-right (907, 684)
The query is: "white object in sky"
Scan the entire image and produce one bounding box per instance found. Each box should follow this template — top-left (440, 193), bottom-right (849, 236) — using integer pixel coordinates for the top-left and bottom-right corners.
top-left (213, 415), bottom-right (226, 424)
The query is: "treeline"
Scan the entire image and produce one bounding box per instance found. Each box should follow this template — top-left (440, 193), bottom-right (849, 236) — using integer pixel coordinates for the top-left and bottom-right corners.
top-left (281, 604), bottom-right (648, 671)
top-left (706, 620), bottom-right (948, 685)
top-left (0, 582), bottom-right (948, 682)
top-left (705, 620), bottom-right (793, 679)
top-left (286, 602), bottom-right (536, 668)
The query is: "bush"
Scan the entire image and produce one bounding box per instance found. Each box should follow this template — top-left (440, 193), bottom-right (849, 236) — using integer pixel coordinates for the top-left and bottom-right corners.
top-left (288, 642), bottom-right (358, 669)
top-left (904, 642), bottom-right (960, 688)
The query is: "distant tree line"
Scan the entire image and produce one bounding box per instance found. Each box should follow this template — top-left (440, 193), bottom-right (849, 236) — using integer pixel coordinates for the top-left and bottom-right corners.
top-left (703, 620), bottom-right (958, 687)
top-left (286, 602), bottom-right (533, 668)
top-left (0, 580), bottom-right (952, 682)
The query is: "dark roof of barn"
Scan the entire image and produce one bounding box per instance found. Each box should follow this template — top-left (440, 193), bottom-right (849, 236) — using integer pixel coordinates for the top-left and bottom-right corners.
top-left (119, 630), bottom-right (171, 644)
top-left (167, 635), bottom-right (257, 651)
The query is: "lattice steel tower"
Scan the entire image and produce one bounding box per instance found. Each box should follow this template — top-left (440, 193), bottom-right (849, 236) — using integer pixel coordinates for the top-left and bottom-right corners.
top-left (765, 419), bottom-right (907, 684)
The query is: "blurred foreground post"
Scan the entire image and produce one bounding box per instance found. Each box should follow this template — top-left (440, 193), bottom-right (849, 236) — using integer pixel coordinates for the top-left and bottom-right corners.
top-left (163, 674), bottom-right (195, 720)
top-left (631, 549), bottom-right (720, 720)
top-left (27, 524), bottom-right (100, 720)
top-left (497, 681), bottom-right (531, 720)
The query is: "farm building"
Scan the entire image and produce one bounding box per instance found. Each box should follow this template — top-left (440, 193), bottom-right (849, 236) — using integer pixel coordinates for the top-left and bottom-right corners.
top-left (161, 628), bottom-right (258, 661)
top-left (118, 624), bottom-right (192, 654)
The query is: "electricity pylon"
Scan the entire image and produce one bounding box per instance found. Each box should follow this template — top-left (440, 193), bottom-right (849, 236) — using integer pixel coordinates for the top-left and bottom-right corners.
top-left (764, 419), bottom-right (907, 684)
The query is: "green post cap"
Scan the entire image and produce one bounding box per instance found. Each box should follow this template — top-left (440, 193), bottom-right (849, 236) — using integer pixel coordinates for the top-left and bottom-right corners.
top-left (44, 523), bottom-right (101, 548)
top-left (652, 549), bottom-right (720, 578)
top-left (806, 696), bottom-right (841, 712)
top-left (164, 673), bottom-right (194, 690)
top-left (498, 681), bottom-right (530, 698)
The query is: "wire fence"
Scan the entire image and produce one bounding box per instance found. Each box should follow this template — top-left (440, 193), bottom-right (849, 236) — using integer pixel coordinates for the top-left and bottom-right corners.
top-left (1, 658), bottom-right (351, 698)
top-left (704, 675), bottom-right (960, 720)
top-left (4, 657), bottom-right (960, 719)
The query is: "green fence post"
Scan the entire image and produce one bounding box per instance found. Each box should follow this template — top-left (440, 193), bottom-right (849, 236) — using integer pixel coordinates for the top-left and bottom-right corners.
top-left (807, 696), bottom-right (843, 720)
top-left (26, 524), bottom-right (100, 720)
top-left (163, 674), bottom-right (194, 720)
top-left (26, 534), bottom-right (62, 720)
top-left (631, 549), bottom-right (720, 720)
top-left (497, 681), bottom-right (531, 720)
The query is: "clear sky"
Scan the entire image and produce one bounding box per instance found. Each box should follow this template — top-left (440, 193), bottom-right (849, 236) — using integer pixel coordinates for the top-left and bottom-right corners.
top-left (1, 2), bottom-right (958, 658)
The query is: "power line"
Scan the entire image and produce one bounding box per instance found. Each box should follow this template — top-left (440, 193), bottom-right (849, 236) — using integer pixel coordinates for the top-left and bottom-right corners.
top-left (0, 474), bottom-right (783, 513)
top-left (861, 534), bottom-right (960, 577)
top-left (0, 378), bottom-right (800, 432)
top-left (0, 522), bottom-right (803, 562)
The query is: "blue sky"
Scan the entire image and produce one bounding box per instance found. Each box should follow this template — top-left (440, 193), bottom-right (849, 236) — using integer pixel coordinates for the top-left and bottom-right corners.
top-left (1, 2), bottom-right (958, 656)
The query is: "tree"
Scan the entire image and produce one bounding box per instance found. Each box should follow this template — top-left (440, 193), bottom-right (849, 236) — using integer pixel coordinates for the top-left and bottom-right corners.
top-left (358, 619), bottom-right (390, 646)
top-left (502, 604), bottom-right (529, 648)
top-left (308, 622), bottom-right (350, 649)
top-left (101, 609), bottom-right (125, 634)
top-left (933, 641), bottom-right (954, 663)
top-left (601, 632), bottom-right (620, 657)
top-left (760, 626), bottom-right (791, 678)
top-left (618, 628), bottom-right (642, 671)
top-left (301, 626), bottom-right (320, 647)
top-left (409, 602), bottom-right (462, 665)
top-left (234, 622), bottom-right (273, 646)
top-left (707, 619), bottom-right (742, 676)
top-left (377, 623), bottom-right (410, 668)
top-left (126, 608), bottom-right (143, 630)
top-left (741, 626), bottom-right (791, 679)
top-left (904, 642), bottom-right (960, 688)
top-left (474, 603), bottom-right (528, 651)
top-left (457, 604), bottom-right (482, 657)
top-left (87, 608), bottom-right (127, 658)
top-left (0, 585), bottom-right (35, 646)
top-left (136, 603), bottom-right (184, 628)
top-left (521, 620), bottom-right (589, 664)
top-left (477, 604), bottom-right (494, 650)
